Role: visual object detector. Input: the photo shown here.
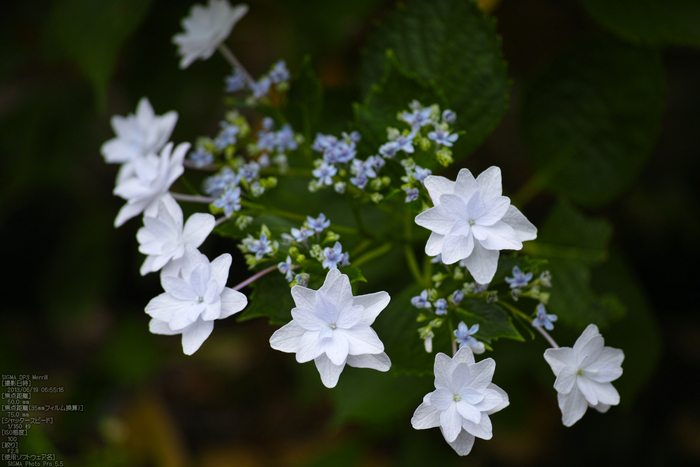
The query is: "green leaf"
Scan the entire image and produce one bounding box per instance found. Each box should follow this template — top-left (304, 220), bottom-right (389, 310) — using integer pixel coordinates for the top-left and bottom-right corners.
top-left (456, 298), bottom-right (524, 343)
top-left (237, 273), bottom-right (294, 325)
top-left (522, 38), bottom-right (665, 206)
top-left (353, 50), bottom-right (446, 156)
top-left (528, 199), bottom-right (626, 329)
top-left (45, 0), bottom-right (154, 110)
top-left (360, 0), bottom-right (510, 157)
top-left (286, 55), bottom-right (323, 142)
top-left (581, 0), bottom-right (700, 48)
top-left (341, 265), bottom-right (367, 284)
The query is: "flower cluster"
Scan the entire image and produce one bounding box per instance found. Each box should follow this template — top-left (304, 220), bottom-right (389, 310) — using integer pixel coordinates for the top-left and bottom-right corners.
top-left (98, 0), bottom-right (629, 459)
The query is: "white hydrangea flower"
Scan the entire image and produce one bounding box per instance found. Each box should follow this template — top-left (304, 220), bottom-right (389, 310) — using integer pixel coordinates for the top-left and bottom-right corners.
top-left (415, 167), bottom-right (537, 284)
top-left (544, 324), bottom-right (624, 427)
top-left (146, 245), bottom-right (247, 355)
top-left (137, 194), bottom-right (216, 276)
top-left (172, 0), bottom-right (249, 69)
top-left (269, 268), bottom-right (391, 388)
top-left (112, 142), bottom-right (188, 227)
top-left (101, 97), bottom-right (178, 166)
top-left (411, 347), bottom-right (509, 456)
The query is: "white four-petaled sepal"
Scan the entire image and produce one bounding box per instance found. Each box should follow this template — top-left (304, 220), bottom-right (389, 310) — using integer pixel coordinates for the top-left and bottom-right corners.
top-left (172, 0), bottom-right (249, 69)
top-left (137, 194), bottom-right (216, 275)
top-left (146, 245), bottom-right (247, 355)
top-left (411, 347), bottom-right (509, 456)
top-left (269, 268), bottom-right (391, 388)
top-left (543, 324), bottom-right (624, 427)
top-left (415, 167), bottom-right (537, 284)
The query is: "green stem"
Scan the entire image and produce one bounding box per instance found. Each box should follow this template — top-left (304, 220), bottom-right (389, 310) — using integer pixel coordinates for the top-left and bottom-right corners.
top-left (498, 300), bottom-right (559, 348)
top-left (353, 242), bottom-right (392, 268)
top-left (404, 243), bottom-right (426, 287)
top-left (447, 316), bottom-right (457, 356)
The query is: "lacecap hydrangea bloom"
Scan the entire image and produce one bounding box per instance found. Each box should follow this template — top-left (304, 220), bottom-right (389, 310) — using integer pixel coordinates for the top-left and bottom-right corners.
top-left (269, 268), bottom-right (391, 388)
top-left (136, 194), bottom-right (215, 275)
top-left (544, 324), bottom-right (624, 427)
top-left (415, 167), bottom-right (537, 284)
top-left (173, 0), bottom-right (249, 69)
top-left (411, 347), bottom-right (509, 456)
top-left (113, 142), bottom-right (189, 227)
top-left (146, 245), bottom-right (247, 355)
top-left (101, 97), bottom-right (178, 166)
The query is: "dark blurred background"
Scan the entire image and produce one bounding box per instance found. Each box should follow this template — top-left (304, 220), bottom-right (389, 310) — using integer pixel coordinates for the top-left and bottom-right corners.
top-left (1, 0), bottom-right (699, 465)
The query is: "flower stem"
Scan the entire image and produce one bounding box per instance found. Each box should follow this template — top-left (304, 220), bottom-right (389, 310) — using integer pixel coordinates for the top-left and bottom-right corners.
top-left (183, 159), bottom-right (218, 171)
top-left (214, 216), bottom-right (229, 228)
top-left (447, 318), bottom-right (457, 356)
top-left (232, 264), bottom-right (278, 291)
top-left (535, 326), bottom-right (560, 349)
top-left (218, 44), bottom-right (254, 84)
top-left (404, 243), bottom-right (426, 288)
top-left (353, 242), bottom-right (392, 268)
top-left (170, 192), bottom-right (215, 203)
top-left (498, 300), bottom-right (560, 348)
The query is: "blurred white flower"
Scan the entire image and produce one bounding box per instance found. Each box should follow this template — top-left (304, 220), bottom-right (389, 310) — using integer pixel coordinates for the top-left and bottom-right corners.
top-left (113, 142), bottom-right (188, 227)
top-left (172, 0), bottom-right (249, 69)
top-left (415, 167), bottom-right (537, 284)
top-left (137, 195), bottom-right (215, 275)
top-left (544, 324), bottom-right (624, 427)
top-left (101, 97), bottom-right (177, 165)
top-left (269, 268), bottom-right (391, 388)
top-left (146, 246), bottom-right (247, 355)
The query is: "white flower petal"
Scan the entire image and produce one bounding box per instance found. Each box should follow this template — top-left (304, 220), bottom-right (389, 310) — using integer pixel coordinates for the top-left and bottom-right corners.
top-left (452, 346), bottom-right (475, 366)
top-left (477, 196), bottom-right (510, 226)
top-left (148, 318), bottom-right (180, 335)
top-left (431, 388), bottom-right (454, 411)
top-left (439, 194), bottom-right (469, 219)
top-left (352, 291), bottom-right (390, 325)
top-left (544, 347), bottom-right (577, 375)
top-left (440, 405), bottom-right (463, 443)
top-left (269, 321), bottom-right (306, 353)
top-left (292, 306), bottom-right (328, 332)
top-left (463, 412), bottom-right (493, 440)
top-left (454, 168), bottom-right (479, 202)
top-left (314, 354), bottom-right (346, 388)
top-left (346, 352), bottom-right (391, 371)
top-left (340, 326), bottom-right (384, 355)
top-left (291, 285), bottom-right (317, 309)
top-left (573, 324), bottom-right (601, 354)
top-left (462, 241), bottom-right (500, 285)
top-left (441, 233), bottom-right (474, 264)
top-left (445, 429), bottom-right (476, 456)
top-left (425, 232), bottom-right (445, 256)
top-left (434, 352), bottom-right (457, 389)
top-left (558, 387), bottom-right (589, 427)
top-left (181, 317), bottom-right (215, 355)
top-left (424, 175), bottom-right (456, 203)
top-left (500, 205), bottom-right (537, 241)
top-left (455, 400), bottom-right (481, 424)
top-left (323, 333), bottom-right (349, 365)
top-left (583, 362), bottom-right (623, 383)
top-left (295, 331), bottom-right (326, 363)
top-left (182, 213), bottom-right (216, 248)
top-left (467, 358), bottom-right (496, 390)
top-left (471, 221), bottom-right (522, 250)
top-left (219, 288), bottom-right (247, 319)
top-left (411, 395), bottom-right (441, 430)
top-left (553, 366), bottom-right (578, 394)
top-left (415, 206), bottom-right (455, 235)
top-left (484, 383), bottom-right (509, 415)
top-left (475, 166), bottom-right (502, 199)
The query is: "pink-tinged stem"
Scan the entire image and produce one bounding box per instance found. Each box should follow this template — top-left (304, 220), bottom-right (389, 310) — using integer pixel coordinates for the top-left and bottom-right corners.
top-left (214, 216), bottom-right (229, 228)
top-left (183, 159), bottom-right (218, 171)
top-left (218, 44), bottom-right (254, 84)
top-left (232, 264), bottom-right (278, 291)
top-left (170, 192), bottom-right (215, 203)
top-left (452, 338), bottom-right (458, 357)
top-left (535, 326), bottom-right (560, 349)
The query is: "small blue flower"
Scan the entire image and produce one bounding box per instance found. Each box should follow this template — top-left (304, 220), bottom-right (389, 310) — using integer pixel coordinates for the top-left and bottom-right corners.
top-left (250, 76), bottom-right (272, 99)
top-left (339, 251), bottom-right (350, 267)
top-left (225, 69), bottom-right (247, 92)
top-left (435, 298), bottom-right (448, 315)
top-left (215, 122), bottom-right (240, 150)
top-left (202, 167), bottom-right (238, 197)
top-left (367, 155), bottom-right (385, 169)
top-left (442, 109), bottom-right (456, 124)
top-left (257, 130), bottom-right (276, 152)
top-left (505, 266), bottom-right (533, 289)
top-left (430, 254), bottom-right (443, 264)
top-left (322, 242), bottom-right (344, 269)
top-left (249, 233), bottom-right (273, 260)
top-left (306, 213), bottom-right (331, 232)
top-left (262, 117), bottom-right (275, 131)
top-left (349, 172), bottom-right (368, 190)
top-left (312, 162), bottom-right (337, 186)
top-left (312, 133), bottom-right (338, 152)
top-left (450, 290), bottom-right (464, 305)
top-left (342, 131), bottom-right (361, 143)
top-left (411, 290), bottom-right (432, 309)
top-left (379, 141), bottom-right (399, 159)
top-left (404, 187), bottom-right (419, 203)
top-left (395, 134), bottom-right (415, 153)
top-left (412, 166), bottom-right (432, 183)
top-left (325, 140), bottom-right (355, 164)
top-left (188, 146), bottom-right (214, 168)
top-left (427, 128), bottom-right (458, 147)
top-left (401, 107), bottom-right (433, 130)
top-left (294, 273), bottom-right (309, 287)
top-left (351, 158), bottom-right (377, 179)
top-left (213, 186), bottom-right (242, 218)
top-left (532, 304), bottom-right (558, 331)
top-left (269, 60), bottom-right (290, 83)
top-left (278, 255), bottom-right (295, 282)
top-left (454, 322), bottom-right (484, 353)
top-left (239, 161), bottom-right (260, 183)
top-left (275, 124), bottom-right (297, 152)
top-left (473, 282), bottom-right (489, 293)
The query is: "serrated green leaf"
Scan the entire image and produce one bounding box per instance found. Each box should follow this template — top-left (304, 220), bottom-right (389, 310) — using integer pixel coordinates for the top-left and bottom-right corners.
top-left (360, 0), bottom-right (510, 157)
top-left (528, 199), bottom-right (626, 329)
top-left (522, 38), bottom-right (665, 206)
top-left (286, 55), bottom-right (323, 142)
top-left (456, 298), bottom-right (524, 343)
top-left (45, 0), bottom-right (154, 110)
top-left (353, 50), bottom-right (446, 159)
top-left (581, 0), bottom-right (700, 48)
top-left (237, 273), bottom-right (294, 325)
